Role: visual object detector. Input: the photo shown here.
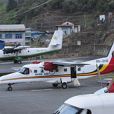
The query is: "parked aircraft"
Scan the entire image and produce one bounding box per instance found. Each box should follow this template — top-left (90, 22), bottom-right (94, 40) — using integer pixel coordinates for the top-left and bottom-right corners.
top-left (94, 78), bottom-right (114, 94)
top-left (0, 29), bottom-right (63, 63)
top-left (0, 43), bottom-right (114, 91)
top-left (53, 93), bottom-right (114, 114)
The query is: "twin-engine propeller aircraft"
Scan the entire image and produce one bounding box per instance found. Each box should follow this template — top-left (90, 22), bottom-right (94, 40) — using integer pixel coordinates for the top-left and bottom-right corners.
top-left (0, 29), bottom-right (63, 63)
top-left (1, 43), bottom-right (114, 91)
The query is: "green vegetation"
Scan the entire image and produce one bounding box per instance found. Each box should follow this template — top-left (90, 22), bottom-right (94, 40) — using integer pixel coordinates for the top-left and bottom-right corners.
top-left (1, 0), bottom-right (114, 24)
top-left (6, 0), bottom-right (17, 11)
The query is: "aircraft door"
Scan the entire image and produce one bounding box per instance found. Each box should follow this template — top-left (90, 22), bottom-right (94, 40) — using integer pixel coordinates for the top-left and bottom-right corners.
top-left (70, 66), bottom-right (77, 78)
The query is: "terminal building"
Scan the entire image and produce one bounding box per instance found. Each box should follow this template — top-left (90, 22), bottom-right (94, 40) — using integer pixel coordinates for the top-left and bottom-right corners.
top-left (0, 24), bottom-right (26, 45)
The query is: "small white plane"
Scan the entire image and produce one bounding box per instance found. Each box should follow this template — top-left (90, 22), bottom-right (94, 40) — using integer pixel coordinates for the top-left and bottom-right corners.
top-left (1, 43), bottom-right (114, 91)
top-left (53, 93), bottom-right (114, 114)
top-left (0, 29), bottom-right (63, 63)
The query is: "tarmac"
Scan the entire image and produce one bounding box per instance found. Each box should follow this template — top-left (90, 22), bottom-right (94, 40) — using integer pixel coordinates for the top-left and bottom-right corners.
top-left (0, 76), bottom-right (105, 114)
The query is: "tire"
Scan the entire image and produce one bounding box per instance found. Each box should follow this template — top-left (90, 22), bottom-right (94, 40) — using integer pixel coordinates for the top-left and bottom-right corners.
top-left (52, 83), bottom-right (58, 88)
top-left (62, 82), bottom-right (67, 89)
top-left (7, 86), bottom-right (12, 91)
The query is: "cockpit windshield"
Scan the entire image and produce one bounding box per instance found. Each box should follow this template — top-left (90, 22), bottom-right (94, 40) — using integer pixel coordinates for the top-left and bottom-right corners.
top-left (53, 104), bottom-right (82, 114)
top-left (19, 67), bottom-right (29, 74)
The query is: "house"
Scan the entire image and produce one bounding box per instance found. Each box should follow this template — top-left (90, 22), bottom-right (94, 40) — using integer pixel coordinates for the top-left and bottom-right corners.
top-left (56, 21), bottom-right (80, 36)
top-left (0, 24), bottom-right (26, 45)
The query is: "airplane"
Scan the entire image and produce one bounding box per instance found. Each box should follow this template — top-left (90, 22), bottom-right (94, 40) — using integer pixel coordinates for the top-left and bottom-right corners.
top-left (1, 43), bottom-right (114, 91)
top-left (94, 78), bottom-right (114, 94)
top-left (0, 29), bottom-right (64, 63)
top-left (53, 93), bottom-right (114, 114)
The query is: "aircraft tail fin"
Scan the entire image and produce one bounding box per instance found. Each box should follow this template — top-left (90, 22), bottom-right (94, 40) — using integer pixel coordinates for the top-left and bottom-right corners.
top-left (48, 30), bottom-right (64, 50)
top-left (107, 43), bottom-right (114, 58)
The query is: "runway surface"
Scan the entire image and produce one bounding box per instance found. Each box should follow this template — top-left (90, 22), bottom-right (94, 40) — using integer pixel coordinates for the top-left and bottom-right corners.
top-left (0, 61), bottom-right (31, 73)
top-left (0, 76), bottom-right (105, 114)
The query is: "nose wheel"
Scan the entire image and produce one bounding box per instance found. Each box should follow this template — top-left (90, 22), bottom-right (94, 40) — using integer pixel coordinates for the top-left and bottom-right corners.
top-left (7, 84), bottom-right (13, 91)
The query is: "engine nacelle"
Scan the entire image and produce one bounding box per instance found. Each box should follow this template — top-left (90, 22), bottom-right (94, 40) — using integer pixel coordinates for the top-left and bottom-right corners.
top-left (44, 62), bottom-right (57, 71)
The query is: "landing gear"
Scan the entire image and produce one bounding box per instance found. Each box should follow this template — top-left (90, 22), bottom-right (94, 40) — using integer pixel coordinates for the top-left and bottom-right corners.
top-left (14, 57), bottom-right (22, 64)
top-left (52, 83), bottom-right (58, 88)
top-left (7, 84), bottom-right (13, 91)
top-left (14, 59), bottom-right (22, 64)
top-left (61, 82), bottom-right (67, 89)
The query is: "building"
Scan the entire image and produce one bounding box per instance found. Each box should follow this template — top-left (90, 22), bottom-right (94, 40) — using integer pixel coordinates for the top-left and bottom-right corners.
top-left (0, 24), bottom-right (26, 45)
top-left (56, 21), bottom-right (81, 36)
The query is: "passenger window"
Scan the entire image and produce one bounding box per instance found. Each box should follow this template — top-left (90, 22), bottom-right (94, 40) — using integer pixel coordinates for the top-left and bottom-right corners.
top-left (55, 68), bottom-right (58, 72)
top-left (34, 70), bottom-right (37, 73)
top-left (41, 69), bottom-right (44, 73)
top-left (78, 67), bottom-right (81, 71)
top-left (64, 68), bottom-right (67, 72)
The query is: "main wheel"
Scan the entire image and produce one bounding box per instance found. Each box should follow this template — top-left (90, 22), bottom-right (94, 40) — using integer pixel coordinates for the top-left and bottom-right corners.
top-left (7, 86), bottom-right (12, 91)
top-left (61, 82), bottom-right (67, 89)
top-left (52, 83), bottom-right (58, 88)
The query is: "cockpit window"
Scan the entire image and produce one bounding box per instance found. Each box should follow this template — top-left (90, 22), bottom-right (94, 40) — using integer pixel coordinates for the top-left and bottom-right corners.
top-left (19, 67), bottom-right (29, 74)
top-left (53, 104), bottom-right (82, 114)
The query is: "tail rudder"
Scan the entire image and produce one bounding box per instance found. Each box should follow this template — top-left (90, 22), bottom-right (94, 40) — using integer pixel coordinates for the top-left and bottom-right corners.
top-left (48, 29), bottom-right (64, 50)
top-left (107, 43), bottom-right (114, 59)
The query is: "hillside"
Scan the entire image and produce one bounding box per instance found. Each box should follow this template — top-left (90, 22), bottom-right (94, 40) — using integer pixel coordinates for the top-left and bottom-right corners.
top-left (1, 0), bottom-right (114, 27)
top-left (1, 0), bottom-right (114, 58)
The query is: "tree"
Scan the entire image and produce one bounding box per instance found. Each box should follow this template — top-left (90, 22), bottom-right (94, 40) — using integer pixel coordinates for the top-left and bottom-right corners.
top-left (6, 0), bottom-right (17, 12)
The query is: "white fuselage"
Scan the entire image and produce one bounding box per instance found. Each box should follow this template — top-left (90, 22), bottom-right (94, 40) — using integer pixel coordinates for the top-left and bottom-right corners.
top-left (55, 93), bottom-right (114, 114)
top-left (0, 47), bottom-right (56, 59)
top-left (0, 56), bottom-right (113, 85)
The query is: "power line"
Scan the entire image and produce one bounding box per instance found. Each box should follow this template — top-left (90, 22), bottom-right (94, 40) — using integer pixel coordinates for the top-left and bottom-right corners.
top-left (13, 0), bottom-right (53, 18)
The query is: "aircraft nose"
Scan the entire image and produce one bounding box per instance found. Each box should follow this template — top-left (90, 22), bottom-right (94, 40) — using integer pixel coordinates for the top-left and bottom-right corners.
top-left (0, 74), bottom-right (10, 84)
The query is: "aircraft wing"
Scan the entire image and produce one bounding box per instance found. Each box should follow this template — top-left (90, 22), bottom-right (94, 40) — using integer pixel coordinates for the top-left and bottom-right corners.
top-left (3, 46), bottom-right (14, 49)
top-left (45, 59), bottom-right (90, 66)
top-left (14, 46), bottom-right (30, 51)
top-left (52, 61), bottom-right (89, 66)
top-left (3, 46), bottom-right (30, 54)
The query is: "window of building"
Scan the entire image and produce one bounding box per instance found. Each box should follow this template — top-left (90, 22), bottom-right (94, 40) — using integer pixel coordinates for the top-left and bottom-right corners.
top-left (5, 33), bottom-right (12, 39)
top-left (64, 68), bottom-right (67, 72)
top-left (0, 34), bottom-right (2, 39)
top-left (15, 33), bottom-right (22, 39)
top-left (34, 70), bottom-right (37, 73)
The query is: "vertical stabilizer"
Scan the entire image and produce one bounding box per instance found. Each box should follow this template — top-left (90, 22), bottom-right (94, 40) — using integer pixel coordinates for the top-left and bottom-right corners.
top-left (107, 43), bottom-right (114, 59)
top-left (48, 30), bottom-right (64, 50)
